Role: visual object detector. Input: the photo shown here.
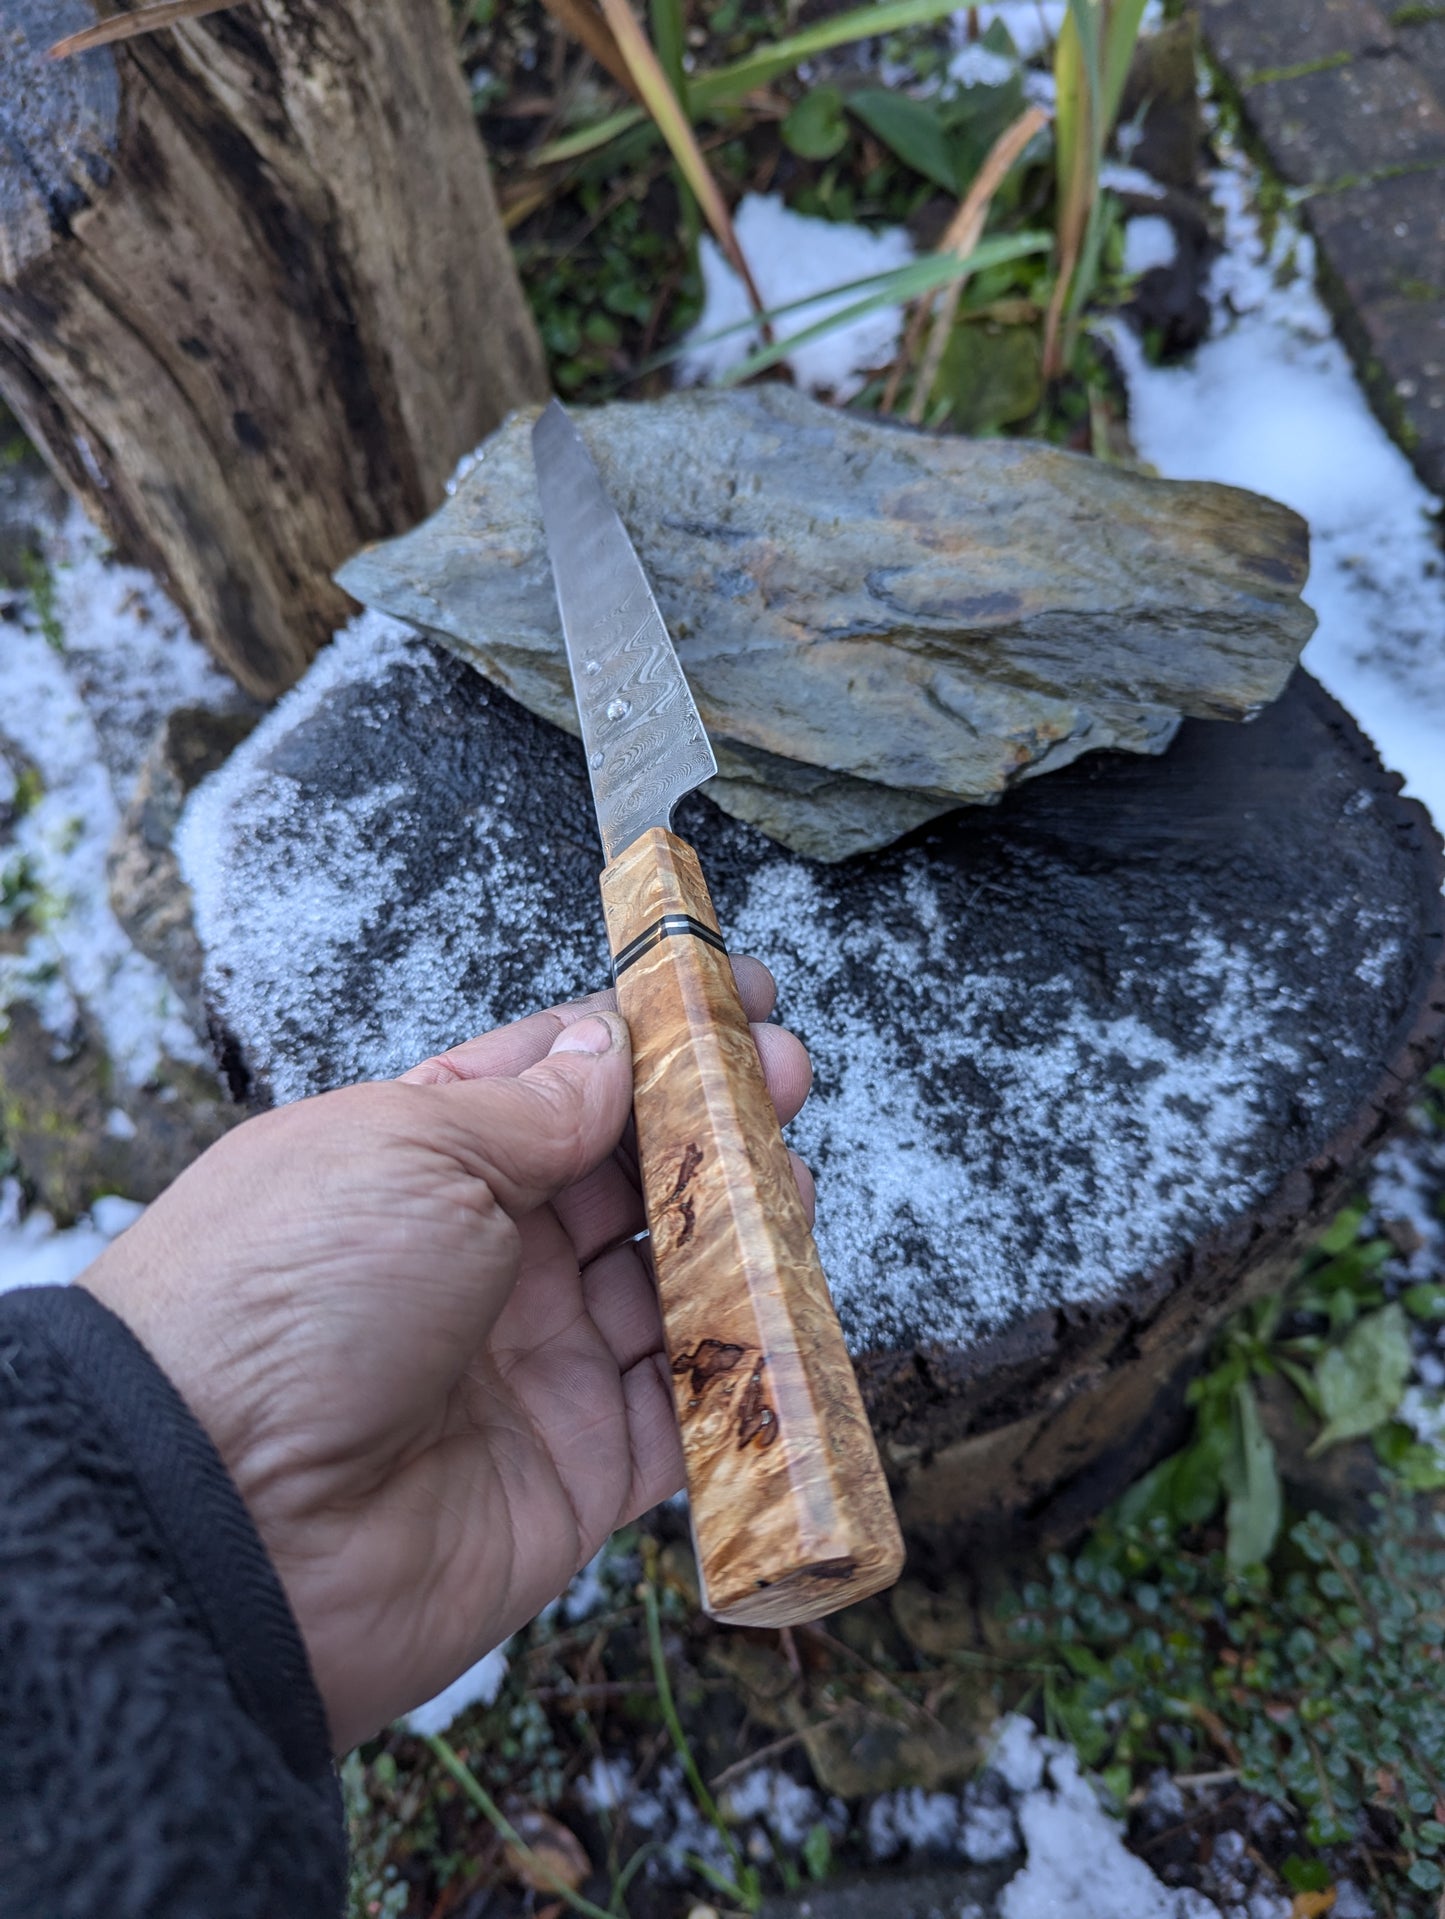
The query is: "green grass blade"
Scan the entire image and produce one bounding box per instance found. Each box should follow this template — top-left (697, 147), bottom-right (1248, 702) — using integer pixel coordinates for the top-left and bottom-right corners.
top-left (663, 237), bottom-right (1049, 364)
top-left (689, 0), bottom-right (966, 108)
top-left (535, 0), bottom-right (967, 166)
top-left (534, 106), bottom-right (644, 167)
top-left (423, 1734), bottom-right (616, 1919)
top-left (720, 233), bottom-right (1051, 383)
top-left (1100, 0), bottom-right (1149, 129)
top-left (597, 0), bottom-right (763, 311)
top-left (650, 0), bottom-right (686, 97)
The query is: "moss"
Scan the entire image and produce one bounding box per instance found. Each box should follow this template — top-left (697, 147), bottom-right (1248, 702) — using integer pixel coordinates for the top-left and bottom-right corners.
top-left (1239, 49), bottom-right (1354, 88)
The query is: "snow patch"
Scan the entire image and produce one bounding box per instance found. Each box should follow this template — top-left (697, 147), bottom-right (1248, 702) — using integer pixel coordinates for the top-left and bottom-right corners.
top-left (1001, 1739), bottom-right (1234, 1919)
top-left (1124, 215), bottom-right (1178, 276)
top-left (866, 1787), bottom-right (961, 1861)
top-left (577, 1756), bottom-right (632, 1815)
top-left (959, 3), bottom-right (1067, 60)
top-left (0, 1177), bottom-right (143, 1293)
top-left (0, 509), bottom-right (232, 1085)
top-left (732, 868), bottom-right (1309, 1349)
top-left (988, 1713), bottom-right (1048, 1794)
top-left (949, 41), bottom-right (1018, 88)
top-left (1111, 150), bottom-right (1445, 831)
top-left (677, 194), bottom-right (913, 401)
top-left (404, 1643), bottom-right (510, 1736)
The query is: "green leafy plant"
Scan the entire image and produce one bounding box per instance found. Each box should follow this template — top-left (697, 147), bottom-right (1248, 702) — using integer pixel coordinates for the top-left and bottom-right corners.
top-left (703, 232), bottom-right (1053, 386)
top-left (1044, 0), bottom-right (1149, 376)
top-left (1007, 1495), bottom-right (1445, 1911)
top-left (1115, 1192), bottom-right (1423, 1571)
top-left (533, 0), bottom-right (971, 167)
top-left (847, 19), bottom-right (1026, 195)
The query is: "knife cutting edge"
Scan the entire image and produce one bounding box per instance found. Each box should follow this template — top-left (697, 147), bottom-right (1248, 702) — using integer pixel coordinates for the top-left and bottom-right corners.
top-left (531, 398), bottom-right (904, 1625)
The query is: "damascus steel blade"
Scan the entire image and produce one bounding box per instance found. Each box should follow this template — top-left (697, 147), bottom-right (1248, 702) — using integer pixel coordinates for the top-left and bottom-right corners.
top-left (532, 399), bottom-right (717, 862)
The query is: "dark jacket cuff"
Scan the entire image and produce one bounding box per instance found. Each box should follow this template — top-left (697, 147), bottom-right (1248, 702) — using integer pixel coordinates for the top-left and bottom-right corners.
top-left (0, 1284), bottom-right (337, 1793)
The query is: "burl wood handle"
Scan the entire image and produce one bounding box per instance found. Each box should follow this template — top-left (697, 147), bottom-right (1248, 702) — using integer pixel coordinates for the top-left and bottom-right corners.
top-left (600, 826), bottom-right (905, 1625)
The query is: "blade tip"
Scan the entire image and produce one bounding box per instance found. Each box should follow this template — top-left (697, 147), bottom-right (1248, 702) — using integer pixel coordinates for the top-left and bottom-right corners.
top-left (532, 396), bottom-right (570, 449)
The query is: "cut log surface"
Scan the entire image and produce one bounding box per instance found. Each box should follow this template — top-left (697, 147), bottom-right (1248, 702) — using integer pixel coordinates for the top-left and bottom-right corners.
top-left (177, 623), bottom-right (1445, 1546)
top-left (0, 0), bottom-right (545, 697)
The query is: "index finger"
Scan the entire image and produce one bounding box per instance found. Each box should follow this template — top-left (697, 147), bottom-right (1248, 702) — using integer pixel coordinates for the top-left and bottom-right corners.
top-left (399, 953), bottom-right (780, 1085)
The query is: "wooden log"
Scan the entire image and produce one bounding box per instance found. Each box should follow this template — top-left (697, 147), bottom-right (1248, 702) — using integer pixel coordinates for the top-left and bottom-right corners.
top-left (176, 639), bottom-right (1445, 1552)
top-left (0, 0), bottom-right (546, 697)
top-left (601, 825), bottom-right (905, 1624)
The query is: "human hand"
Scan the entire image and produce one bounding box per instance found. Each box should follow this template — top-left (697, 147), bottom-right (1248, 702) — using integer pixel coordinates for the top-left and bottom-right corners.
top-left (82, 959), bottom-right (812, 1753)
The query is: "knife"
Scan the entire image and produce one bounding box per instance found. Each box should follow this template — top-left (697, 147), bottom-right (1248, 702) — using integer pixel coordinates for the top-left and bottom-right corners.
top-left (531, 399), bottom-right (904, 1625)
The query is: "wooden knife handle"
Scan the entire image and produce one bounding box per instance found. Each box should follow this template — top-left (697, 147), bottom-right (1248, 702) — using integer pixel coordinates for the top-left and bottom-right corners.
top-left (599, 826), bottom-right (904, 1625)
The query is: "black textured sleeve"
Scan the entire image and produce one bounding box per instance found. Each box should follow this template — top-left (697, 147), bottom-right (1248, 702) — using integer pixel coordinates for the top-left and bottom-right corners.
top-left (0, 1285), bottom-right (346, 1919)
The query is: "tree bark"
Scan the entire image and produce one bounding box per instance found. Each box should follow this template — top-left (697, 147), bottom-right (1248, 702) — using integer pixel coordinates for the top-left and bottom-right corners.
top-left (0, 0), bottom-right (547, 696)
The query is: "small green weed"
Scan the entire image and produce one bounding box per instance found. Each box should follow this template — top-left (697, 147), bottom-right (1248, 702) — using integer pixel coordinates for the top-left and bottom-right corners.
top-left (19, 552), bottom-right (63, 654)
top-left (1007, 1494), bottom-right (1445, 1908)
top-left (998, 1060), bottom-right (1445, 1909)
top-left (1114, 1163), bottom-right (1438, 1574)
top-left (0, 852), bottom-right (43, 934)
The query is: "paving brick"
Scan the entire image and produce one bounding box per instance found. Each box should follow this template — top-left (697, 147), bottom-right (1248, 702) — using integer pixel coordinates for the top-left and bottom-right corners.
top-left (1399, 19), bottom-right (1445, 98)
top-left (1245, 52), bottom-right (1445, 187)
top-left (1198, 0), bottom-right (1394, 82)
top-left (1357, 295), bottom-right (1445, 492)
top-left (1307, 170), bottom-right (1445, 302)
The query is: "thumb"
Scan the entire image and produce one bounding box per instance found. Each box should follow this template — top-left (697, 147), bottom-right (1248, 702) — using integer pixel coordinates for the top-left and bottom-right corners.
top-left (435, 1011), bottom-right (634, 1214)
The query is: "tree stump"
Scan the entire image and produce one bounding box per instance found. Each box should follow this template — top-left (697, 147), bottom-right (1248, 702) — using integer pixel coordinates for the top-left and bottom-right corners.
top-left (0, 0), bottom-right (545, 697)
top-left (175, 623), bottom-right (1445, 1553)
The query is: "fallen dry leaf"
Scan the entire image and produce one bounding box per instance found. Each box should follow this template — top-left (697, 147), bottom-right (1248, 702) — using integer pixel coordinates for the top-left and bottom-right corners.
top-left (1290, 1892), bottom-right (1336, 1918)
top-left (502, 1807), bottom-right (590, 1897)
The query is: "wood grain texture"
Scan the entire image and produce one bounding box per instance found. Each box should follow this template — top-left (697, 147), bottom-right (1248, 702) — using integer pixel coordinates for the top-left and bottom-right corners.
top-left (600, 826), bottom-right (905, 1623)
top-left (0, 0), bottom-right (545, 696)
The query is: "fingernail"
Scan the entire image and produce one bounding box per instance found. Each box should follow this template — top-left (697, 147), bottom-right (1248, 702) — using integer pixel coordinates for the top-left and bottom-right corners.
top-left (550, 1014), bottom-right (621, 1057)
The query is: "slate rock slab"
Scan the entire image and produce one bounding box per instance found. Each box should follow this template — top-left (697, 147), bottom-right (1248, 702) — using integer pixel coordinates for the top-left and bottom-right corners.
top-left (178, 616), bottom-right (1445, 1543)
top-left (336, 386), bottom-right (1315, 861)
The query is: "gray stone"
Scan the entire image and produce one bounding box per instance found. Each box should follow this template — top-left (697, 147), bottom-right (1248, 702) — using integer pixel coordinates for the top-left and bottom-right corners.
top-left (1356, 294), bottom-right (1445, 490)
top-left (1197, 0), bottom-right (1395, 82)
top-left (0, 2), bottom-right (120, 281)
top-left (1401, 19), bottom-right (1445, 102)
top-left (337, 387), bottom-right (1315, 862)
top-left (1307, 172), bottom-right (1445, 304)
top-left (1244, 56), bottom-right (1445, 189)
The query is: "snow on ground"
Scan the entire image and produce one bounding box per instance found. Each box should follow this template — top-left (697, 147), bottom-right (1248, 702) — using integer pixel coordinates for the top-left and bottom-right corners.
top-left (1111, 147), bottom-right (1445, 832)
top-left (403, 1643), bottom-right (511, 1738)
top-left (0, 507), bottom-right (232, 1087)
top-left (962, 3), bottom-right (1068, 60)
top-left (1001, 1740), bottom-right (1226, 1919)
top-left (959, 2), bottom-right (1162, 62)
top-left (677, 193), bottom-right (913, 400)
top-left (588, 1716), bottom-right (1287, 1913)
top-left (1123, 214), bottom-right (1177, 276)
top-left (0, 1178), bottom-right (142, 1293)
